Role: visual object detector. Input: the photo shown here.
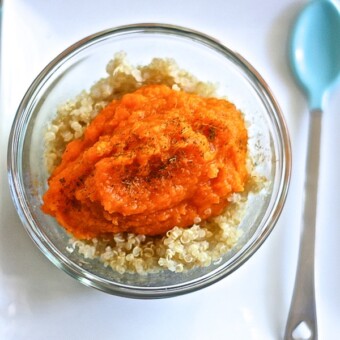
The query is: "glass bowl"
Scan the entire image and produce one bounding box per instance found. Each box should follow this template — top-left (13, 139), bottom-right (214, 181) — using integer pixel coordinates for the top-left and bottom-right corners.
top-left (7, 24), bottom-right (291, 298)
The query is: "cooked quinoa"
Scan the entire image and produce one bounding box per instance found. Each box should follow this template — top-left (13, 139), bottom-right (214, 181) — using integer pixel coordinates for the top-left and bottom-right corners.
top-left (44, 52), bottom-right (263, 274)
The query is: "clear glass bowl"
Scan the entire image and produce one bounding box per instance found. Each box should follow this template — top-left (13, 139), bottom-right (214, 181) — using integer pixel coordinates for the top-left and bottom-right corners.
top-left (7, 24), bottom-right (291, 298)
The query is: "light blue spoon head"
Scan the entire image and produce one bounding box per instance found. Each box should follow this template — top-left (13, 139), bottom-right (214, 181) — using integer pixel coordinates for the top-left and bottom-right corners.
top-left (289, 0), bottom-right (340, 111)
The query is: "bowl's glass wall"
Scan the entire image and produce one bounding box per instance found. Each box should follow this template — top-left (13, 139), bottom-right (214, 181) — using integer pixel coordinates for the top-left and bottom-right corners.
top-left (8, 25), bottom-right (290, 298)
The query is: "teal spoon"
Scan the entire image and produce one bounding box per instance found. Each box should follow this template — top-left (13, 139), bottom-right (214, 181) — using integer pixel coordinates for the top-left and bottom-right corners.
top-left (285, 1), bottom-right (340, 340)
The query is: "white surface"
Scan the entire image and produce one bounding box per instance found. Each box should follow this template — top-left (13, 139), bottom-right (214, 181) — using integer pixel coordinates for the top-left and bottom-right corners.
top-left (1, 0), bottom-right (340, 339)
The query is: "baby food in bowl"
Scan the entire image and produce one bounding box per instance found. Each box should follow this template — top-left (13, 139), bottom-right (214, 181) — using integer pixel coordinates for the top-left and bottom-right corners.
top-left (8, 25), bottom-right (290, 298)
top-left (42, 53), bottom-right (263, 275)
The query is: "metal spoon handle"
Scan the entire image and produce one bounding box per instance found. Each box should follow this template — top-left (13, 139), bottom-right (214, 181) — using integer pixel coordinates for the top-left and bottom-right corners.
top-left (284, 109), bottom-right (321, 340)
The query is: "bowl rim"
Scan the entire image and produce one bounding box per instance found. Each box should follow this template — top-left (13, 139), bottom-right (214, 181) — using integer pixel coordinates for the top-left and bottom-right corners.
top-left (7, 23), bottom-right (291, 299)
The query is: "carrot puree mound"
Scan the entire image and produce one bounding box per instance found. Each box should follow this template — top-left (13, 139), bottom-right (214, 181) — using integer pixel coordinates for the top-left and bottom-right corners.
top-left (42, 84), bottom-right (248, 239)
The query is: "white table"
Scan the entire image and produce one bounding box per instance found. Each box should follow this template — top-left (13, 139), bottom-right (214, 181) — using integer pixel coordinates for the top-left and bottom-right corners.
top-left (1, 1), bottom-right (339, 339)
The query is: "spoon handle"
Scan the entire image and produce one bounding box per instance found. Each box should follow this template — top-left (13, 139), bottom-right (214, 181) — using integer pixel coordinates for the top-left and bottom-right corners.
top-left (284, 109), bottom-right (321, 340)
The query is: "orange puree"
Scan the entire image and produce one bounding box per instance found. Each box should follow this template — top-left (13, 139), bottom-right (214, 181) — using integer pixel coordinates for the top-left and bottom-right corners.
top-left (42, 84), bottom-right (248, 239)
